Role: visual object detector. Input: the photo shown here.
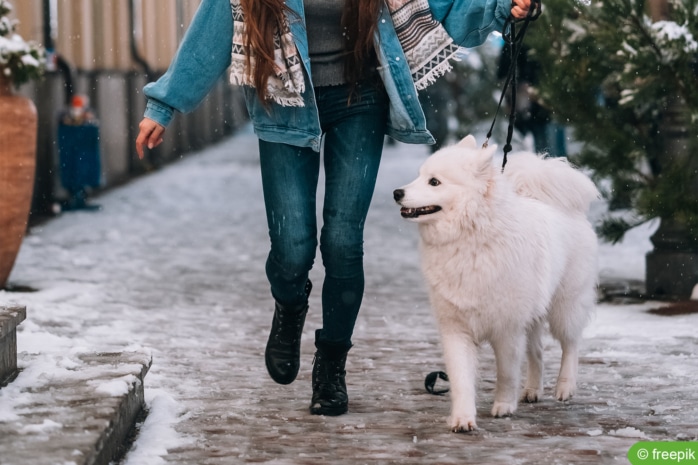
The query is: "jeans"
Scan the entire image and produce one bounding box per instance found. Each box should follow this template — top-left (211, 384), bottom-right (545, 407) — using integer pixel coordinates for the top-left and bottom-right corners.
top-left (259, 80), bottom-right (389, 347)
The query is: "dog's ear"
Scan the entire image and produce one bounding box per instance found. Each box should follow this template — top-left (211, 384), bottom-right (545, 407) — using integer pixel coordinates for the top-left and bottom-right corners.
top-left (456, 135), bottom-right (477, 149)
top-left (475, 144), bottom-right (497, 173)
top-left (482, 143), bottom-right (498, 159)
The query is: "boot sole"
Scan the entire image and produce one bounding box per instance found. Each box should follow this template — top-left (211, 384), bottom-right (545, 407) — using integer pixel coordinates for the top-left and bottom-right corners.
top-left (309, 404), bottom-right (348, 416)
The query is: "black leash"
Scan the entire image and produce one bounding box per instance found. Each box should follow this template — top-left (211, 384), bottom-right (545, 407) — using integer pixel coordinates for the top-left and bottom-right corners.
top-left (425, 370), bottom-right (450, 395)
top-left (482, 0), bottom-right (542, 172)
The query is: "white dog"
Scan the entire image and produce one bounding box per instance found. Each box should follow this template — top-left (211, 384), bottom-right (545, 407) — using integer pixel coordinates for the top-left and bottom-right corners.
top-left (394, 135), bottom-right (599, 432)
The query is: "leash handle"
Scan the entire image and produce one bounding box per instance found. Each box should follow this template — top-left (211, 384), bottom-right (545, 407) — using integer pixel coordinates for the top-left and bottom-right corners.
top-left (425, 370), bottom-right (450, 395)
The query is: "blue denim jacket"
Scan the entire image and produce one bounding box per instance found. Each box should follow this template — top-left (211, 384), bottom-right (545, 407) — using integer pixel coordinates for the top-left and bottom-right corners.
top-left (144, 0), bottom-right (510, 151)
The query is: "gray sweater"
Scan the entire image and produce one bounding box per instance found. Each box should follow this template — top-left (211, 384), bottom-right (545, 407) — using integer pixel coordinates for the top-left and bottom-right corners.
top-left (305, 0), bottom-right (347, 86)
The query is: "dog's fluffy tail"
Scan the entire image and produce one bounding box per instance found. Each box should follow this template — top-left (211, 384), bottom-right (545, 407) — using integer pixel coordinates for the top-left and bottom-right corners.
top-left (504, 152), bottom-right (600, 214)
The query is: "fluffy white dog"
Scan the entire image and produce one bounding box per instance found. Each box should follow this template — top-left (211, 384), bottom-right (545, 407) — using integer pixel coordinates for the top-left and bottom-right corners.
top-left (393, 135), bottom-right (599, 432)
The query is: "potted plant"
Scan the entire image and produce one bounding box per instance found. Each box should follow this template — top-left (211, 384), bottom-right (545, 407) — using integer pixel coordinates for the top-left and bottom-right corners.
top-left (0, 0), bottom-right (45, 289)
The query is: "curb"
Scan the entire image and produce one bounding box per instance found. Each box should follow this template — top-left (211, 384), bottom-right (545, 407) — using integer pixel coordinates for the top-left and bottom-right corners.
top-left (0, 305), bottom-right (25, 385)
top-left (0, 350), bottom-right (152, 465)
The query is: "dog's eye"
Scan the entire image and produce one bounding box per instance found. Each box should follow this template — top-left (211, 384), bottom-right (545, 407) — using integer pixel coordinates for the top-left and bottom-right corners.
top-left (429, 178), bottom-right (441, 187)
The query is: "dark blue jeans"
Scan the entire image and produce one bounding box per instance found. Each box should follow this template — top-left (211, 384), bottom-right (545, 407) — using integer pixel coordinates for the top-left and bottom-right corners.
top-left (259, 81), bottom-right (388, 347)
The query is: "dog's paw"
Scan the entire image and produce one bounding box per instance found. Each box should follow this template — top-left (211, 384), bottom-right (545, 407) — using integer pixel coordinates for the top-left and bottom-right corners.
top-left (491, 401), bottom-right (517, 418)
top-left (449, 414), bottom-right (477, 433)
top-left (521, 387), bottom-right (543, 403)
top-left (555, 379), bottom-right (576, 401)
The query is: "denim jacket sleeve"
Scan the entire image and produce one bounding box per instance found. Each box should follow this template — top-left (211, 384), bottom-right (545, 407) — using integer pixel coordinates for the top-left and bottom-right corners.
top-left (428, 0), bottom-right (512, 48)
top-left (143, 0), bottom-right (233, 127)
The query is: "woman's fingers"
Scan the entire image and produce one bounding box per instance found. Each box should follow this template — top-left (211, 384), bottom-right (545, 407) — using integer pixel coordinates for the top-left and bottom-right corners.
top-left (511, 0), bottom-right (532, 19)
top-left (136, 118), bottom-right (165, 159)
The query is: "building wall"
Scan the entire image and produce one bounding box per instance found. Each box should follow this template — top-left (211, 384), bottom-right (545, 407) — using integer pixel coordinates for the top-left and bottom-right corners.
top-left (10, 0), bottom-right (248, 217)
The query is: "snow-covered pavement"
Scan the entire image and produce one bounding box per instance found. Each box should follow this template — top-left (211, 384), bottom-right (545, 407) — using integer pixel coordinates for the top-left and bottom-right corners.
top-left (1, 124), bottom-right (696, 464)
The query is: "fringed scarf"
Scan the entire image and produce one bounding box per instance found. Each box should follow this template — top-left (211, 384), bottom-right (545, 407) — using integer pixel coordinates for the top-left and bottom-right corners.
top-left (229, 0), bottom-right (461, 107)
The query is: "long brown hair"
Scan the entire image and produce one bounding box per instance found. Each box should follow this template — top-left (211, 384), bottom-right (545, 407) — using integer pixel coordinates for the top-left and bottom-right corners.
top-left (240, 0), bottom-right (382, 102)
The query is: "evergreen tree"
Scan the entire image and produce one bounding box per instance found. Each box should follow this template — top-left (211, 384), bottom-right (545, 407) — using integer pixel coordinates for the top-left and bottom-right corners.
top-left (525, 0), bottom-right (698, 243)
top-left (0, 0), bottom-right (45, 87)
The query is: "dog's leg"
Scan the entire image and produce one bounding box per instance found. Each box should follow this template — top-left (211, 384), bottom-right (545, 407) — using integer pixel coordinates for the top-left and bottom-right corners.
top-left (549, 295), bottom-right (589, 401)
top-left (440, 329), bottom-right (479, 432)
top-left (521, 319), bottom-right (545, 403)
top-left (490, 333), bottom-right (524, 417)
top-left (555, 339), bottom-right (579, 401)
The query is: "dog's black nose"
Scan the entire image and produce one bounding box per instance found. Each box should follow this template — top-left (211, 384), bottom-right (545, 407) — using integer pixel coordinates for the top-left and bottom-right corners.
top-left (393, 189), bottom-right (404, 202)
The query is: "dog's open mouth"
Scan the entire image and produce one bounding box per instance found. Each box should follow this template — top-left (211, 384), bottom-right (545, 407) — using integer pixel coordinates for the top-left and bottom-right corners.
top-left (400, 205), bottom-right (442, 218)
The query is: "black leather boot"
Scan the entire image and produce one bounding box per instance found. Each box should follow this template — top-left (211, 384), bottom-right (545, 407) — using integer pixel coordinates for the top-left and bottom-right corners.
top-left (309, 340), bottom-right (351, 416)
top-left (265, 280), bottom-right (312, 385)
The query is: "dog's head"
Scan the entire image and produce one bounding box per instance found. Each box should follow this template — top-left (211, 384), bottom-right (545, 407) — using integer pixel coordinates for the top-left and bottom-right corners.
top-left (393, 135), bottom-right (498, 227)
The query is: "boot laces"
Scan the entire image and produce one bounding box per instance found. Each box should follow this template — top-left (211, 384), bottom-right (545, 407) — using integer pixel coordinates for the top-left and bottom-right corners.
top-left (274, 280), bottom-right (311, 344)
top-left (274, 306), bottom-right (305, 344)
top-left (313, 353), bottom-right (346, 385)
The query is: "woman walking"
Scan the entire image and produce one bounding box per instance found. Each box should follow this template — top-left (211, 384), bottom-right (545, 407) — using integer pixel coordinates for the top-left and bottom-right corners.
top-left (135, 0), bottom-right (530, 416)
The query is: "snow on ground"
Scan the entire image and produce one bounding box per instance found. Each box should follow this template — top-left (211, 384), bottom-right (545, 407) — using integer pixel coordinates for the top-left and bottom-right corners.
top-left (1, 124), bottom-right (696, 464)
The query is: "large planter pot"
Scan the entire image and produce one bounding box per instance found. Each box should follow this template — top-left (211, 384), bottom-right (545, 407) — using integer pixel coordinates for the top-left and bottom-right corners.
top-left (0, 74), bottom-right (38, 289)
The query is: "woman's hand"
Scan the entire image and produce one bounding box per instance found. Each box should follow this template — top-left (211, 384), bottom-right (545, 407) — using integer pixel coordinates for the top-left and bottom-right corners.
top-left (135, 118), bottom-right (166, 159)
top-left (511, 0), bottom-right (532, 19)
